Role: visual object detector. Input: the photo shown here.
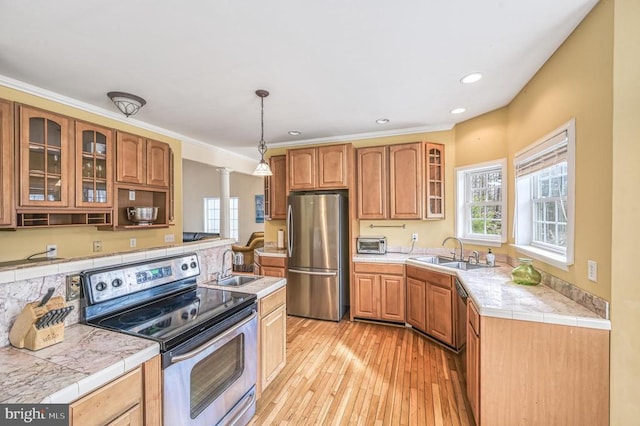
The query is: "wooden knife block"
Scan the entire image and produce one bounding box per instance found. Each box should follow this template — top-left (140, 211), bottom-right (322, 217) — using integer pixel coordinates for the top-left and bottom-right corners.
top-left (9, 296), bottom-right (66, 351)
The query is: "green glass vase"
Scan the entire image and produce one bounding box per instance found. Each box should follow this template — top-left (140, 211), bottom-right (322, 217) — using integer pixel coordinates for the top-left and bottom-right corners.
top-left (511, 258), bottom-right (542, 286)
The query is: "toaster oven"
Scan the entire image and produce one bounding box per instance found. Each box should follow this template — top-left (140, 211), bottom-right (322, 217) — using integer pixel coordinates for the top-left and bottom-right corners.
top-left (356, 236), bottom-right (387, 254)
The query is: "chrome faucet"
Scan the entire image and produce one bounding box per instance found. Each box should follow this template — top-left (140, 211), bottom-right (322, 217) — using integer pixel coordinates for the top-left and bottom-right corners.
top-left (221, 249), bottom-right (233, 279)
top-left (442, 237), bottom-right (464, 262)
top-left (468, 250), bottom-right (480, 264)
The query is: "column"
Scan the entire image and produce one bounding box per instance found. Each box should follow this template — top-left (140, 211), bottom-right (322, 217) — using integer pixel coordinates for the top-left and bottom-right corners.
top-left (218, 167), bottom-right (232, 239)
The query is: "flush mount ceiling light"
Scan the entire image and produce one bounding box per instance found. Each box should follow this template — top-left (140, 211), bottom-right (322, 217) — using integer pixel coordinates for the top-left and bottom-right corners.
top-left (460, 72), bottom-right (483, 84)
top-left (253, 89), bottom-right (273, 176)
top-left (376, 118), bottom-right (390, 124)
top-left (450, 107), bottom-right (467, 114)
top-left (107, 91), bottom-right (147, 117)
top-left (288, 130), bottom-right (301, 136)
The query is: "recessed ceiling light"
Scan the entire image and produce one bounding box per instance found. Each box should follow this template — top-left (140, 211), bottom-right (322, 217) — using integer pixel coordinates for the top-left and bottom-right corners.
top-left (288, 130), bottom-right (301, 136)
top-left (376, 118), bottom-right (389, 124)
top-left (460, 72), bottom-right (482, 84)
top-left (450, 107), bottom-right (466, 114)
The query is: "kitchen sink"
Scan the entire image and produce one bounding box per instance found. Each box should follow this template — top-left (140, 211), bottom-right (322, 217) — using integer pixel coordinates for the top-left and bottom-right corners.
top-left (410, 256), bottom-right (490, 271)
top-left (410, 255), bottom-right (454, 265)
top-left (217, 274), bottom-right (260, 287)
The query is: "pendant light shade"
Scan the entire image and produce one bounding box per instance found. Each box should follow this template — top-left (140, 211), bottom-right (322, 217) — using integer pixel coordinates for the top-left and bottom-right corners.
top-left (107, 91), bottom-right (147, 117)
top-left (253, 89), bottom-right (273, 176)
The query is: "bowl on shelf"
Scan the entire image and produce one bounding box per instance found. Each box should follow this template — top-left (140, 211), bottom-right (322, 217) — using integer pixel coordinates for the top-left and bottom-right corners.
top-left (126, 207), bottom-right (158, 225)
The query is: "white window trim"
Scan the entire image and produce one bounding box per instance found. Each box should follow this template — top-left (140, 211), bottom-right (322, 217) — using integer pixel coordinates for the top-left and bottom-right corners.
top-left (512, 118), bottom-right (575, 270)
top-left (203, 196), bottom-right (239, 241)
top-left (455, 158), bottom-right (507, 247)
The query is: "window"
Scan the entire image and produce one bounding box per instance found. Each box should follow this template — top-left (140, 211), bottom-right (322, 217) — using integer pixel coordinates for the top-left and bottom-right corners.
top-left (455, 159), bottom-right (507, 246)
top-left (513, 119), bottom-right (575, 269)
top-left (204, 197), bottom-right (239, 241)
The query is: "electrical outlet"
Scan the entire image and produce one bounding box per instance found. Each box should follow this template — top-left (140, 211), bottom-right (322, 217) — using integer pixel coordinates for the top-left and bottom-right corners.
top-left (587, 260), bottom-right (598, 282)
top-left (66, 274), bottom-right (81, 301)
top-left (130, 238), bottom-right (137, 248)
top-left (93, 241), bottom-right (102, 252)
top-left (46, 244), bottom-right (57, 258)
top-left (129, 190), bottom-right (136, 201)
top-left (412, 233), bottom-right (418, 242)
top-left (164, 234), bottom-right (175, 243)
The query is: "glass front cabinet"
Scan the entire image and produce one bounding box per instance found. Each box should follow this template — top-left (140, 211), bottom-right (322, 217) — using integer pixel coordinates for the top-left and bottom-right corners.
top-left (425, 142), bottom-right (445, 219)
top-left (75, 121), bottom-right (113, 208)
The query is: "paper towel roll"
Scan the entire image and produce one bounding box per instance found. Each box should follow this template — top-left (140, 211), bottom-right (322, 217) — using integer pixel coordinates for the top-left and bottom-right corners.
top-left (277, 229), bottom-right (285, 249)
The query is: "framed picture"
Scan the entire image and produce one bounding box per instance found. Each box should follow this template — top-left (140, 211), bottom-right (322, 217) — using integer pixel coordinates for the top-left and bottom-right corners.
top-left (255, 194), bottom-right (264, 223)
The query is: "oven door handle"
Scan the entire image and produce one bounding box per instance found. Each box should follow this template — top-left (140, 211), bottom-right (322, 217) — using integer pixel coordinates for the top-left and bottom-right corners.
top-left (170, 310), bottom-right (257, 363)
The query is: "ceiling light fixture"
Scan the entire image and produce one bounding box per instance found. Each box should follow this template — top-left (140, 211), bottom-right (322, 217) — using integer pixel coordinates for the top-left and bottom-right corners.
top-left (376, 118), bottom-right (390, 124)
top-left (253, 89), bottom-right (273, 176)
top-left (450, 107), bottom-right (466, 114)
top-left (460, 72), bottom-right (483, 84)
top-left (288, 130), bottom-right (301, 136)
top-left (107, 91), bottom-right (147, 117)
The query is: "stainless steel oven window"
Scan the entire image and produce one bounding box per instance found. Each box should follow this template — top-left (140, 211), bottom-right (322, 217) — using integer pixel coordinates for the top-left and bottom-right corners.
top-left (190, 333), bottom-right (245, 419)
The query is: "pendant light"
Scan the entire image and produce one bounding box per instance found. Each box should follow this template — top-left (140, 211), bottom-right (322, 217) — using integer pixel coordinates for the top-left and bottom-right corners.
top-left (253, 89), bottom-right (273, 176)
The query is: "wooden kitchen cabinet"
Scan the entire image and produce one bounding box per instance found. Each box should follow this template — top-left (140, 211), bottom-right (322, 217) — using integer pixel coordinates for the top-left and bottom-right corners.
top-left (116, 132), bottom-right (170, 188)
top-left (0, 99), bottom-right (15, 228)
top-left (425, 142), bottom-right (445, 219)
top-left (287, 143), bottom-right (351, 191)
top-left (356, 142), bottom-right (423, 219)
top-left (406, 266), bottom-right (458, 349)
top-left (258, 287), bottom-right (287, 398)
top-left (264, 155), bottom-right (286, 220)
top-left (75, 121), bottom-right (114, 208)
top-left (69, 355), bottom-right (161, 426)
top-left (352, 262), bottom-right (405, 323)
top-left (255, 252), bottom-right (287, 277)
top-left (467, 305), bottom-right (609, 425)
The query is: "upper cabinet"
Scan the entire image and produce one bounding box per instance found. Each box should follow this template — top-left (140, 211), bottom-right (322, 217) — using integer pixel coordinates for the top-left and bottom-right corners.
top-left (288, 144), bottom-right (351, 191)
top-left (425, 142), bottom-right (445, 219)
top-left (0, 99), bottom-right (14, 228)
top-left (75, 121), bottom-right (113, 208)
top-left (265, 155), bottom-right (286, 220)
top-left (357, 142), bottom-right (423, 219)
top-left (18, 106), bottom-right (72, 208)
top-left (116, 132), bottom-right (170, 188)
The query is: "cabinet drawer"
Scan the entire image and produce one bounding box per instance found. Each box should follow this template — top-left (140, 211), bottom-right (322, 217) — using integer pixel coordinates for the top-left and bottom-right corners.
top-left (353, 262), bottom-right (404, 275)
top-left (406, 266), bottom-right (452, 288)
top-left (260, 255), bottom-right (286, 268)
top-left (468, 300), bottom-right (480, 336)
top-left (260, 287), bottom-right (286, 316)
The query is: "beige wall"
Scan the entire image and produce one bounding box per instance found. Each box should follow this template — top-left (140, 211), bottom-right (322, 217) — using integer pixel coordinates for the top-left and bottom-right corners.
top-left (611, 0), bottom-right (640, 423)
top-left (0, 85), bottom-right (184, 259)
top-left (182, 159), bottom-right (264, 244)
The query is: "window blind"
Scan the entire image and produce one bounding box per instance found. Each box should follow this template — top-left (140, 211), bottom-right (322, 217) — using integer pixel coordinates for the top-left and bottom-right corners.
top-left (514, 131), bottom-right (568, 177)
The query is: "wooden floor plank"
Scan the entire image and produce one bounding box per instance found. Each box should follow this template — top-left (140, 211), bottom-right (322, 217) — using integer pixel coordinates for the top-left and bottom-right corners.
top-left (250, 317), bottom-right (474, 426)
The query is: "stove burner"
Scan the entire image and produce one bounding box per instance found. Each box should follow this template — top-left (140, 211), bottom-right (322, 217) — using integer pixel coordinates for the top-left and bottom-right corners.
top-left (119, 308), bottom-right (163, 325)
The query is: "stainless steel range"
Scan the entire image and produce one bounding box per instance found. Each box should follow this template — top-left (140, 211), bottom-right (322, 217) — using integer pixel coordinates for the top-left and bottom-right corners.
top-left (80, 253), bottom-right (257, 426)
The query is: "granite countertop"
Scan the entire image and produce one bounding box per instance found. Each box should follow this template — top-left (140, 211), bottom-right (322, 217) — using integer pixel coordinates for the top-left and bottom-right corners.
top-left (0, 324), bottom-right (158, 404)
top-left (200, 275), bottom-right (286, 299)
top-left (354, 253), bottom-right (610, 330)
top-left (255, 247), bottom-right (287, 258)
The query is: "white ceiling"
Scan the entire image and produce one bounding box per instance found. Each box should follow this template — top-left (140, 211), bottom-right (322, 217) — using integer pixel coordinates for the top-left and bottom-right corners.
top-left (0, 1), bottom-right (598, 160)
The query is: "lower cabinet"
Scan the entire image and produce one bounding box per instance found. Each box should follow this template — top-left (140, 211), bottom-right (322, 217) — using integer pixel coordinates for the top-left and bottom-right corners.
top-left (352, 262), bottom-right (405, 323)
top-left (69, 355), bottom-right (161, 426)
top-left (255, 252), bottom-right (287, 278)
top-left (467, 301), bottom-right (610, 425)
top-left (258, 287), bottom-right (287, 398)
top-left (406, 265), bottom-right (460, 349)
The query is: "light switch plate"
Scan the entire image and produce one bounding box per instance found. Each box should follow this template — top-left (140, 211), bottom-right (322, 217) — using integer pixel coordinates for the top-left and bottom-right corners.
top-left (587, 260), bottom-right (598, 282)
top-left (66, 275), bottom-right (81, 301)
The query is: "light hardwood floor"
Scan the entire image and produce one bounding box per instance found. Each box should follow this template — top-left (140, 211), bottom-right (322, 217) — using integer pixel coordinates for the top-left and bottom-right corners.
top-left (250, 316), bottom-right (474, 426)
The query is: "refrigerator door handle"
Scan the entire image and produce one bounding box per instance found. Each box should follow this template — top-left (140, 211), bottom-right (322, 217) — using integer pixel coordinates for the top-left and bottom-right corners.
top-left (287, 204), bottom-right (293, 257)
top-left (288, 269), bottom-right (338, 277)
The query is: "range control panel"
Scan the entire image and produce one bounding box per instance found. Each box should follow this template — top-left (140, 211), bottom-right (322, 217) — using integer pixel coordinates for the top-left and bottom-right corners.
top-left (83, 253), bottom-right (201, 304)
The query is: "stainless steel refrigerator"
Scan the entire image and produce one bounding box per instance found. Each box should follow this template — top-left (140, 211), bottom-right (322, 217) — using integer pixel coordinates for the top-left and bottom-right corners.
top-left (287, 192), bottom-right (349, 321)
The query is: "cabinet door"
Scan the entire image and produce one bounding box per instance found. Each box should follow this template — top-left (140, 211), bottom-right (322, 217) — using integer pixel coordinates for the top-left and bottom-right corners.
top-left (269, 155), bottom-right (287, 219)
top-left (353, 273), bottom-right (379, 319)
top-left (380, 274), bottom-right (405, 322)
top-left (75, 121), bottom-right (113, 208)
top-left (261, 304), bottom-right (287, 391)
top-left (116, 132), bottom-right (145, 185)
top-left (406, 277), bottom-right (426, 331)
top-left (317, 144), bottom-right (349, 189)
top-left (146, 139), bottom-right (170, 187)
top-left (108, 405), bottom-right (142, 426)
top-left (262, 266), bottom-right (286, 277)
top-left (425, 142), bottom-right (445, 219)
top-left (466, 302), bottom-right (480, 423)
top-left (0, 100), bottom-right (14, 227)
top-left (357, 146), bottom-right (387, 219)
top-left (19, 106), bottom-right (71, 207)
top-left (427, 284), bottom-right (454, 346)
top-left (288, 147), bottom-right (316, 190)
top-left (389, 142), bottom-right (422, 218)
